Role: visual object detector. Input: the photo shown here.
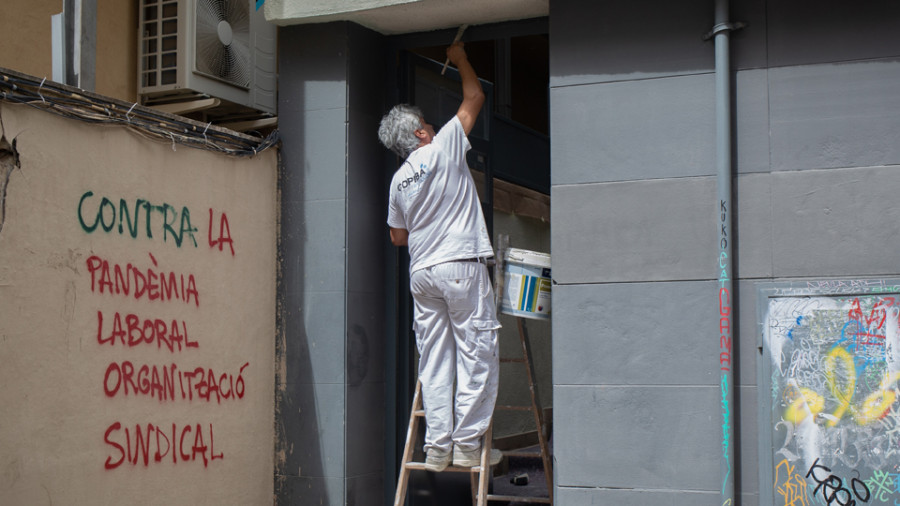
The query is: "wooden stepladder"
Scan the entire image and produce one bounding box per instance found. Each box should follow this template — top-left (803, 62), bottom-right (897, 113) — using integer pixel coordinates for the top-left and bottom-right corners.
top-left (393, 380), bottom-right (496, 506)
top-left (488, 317), bottom-right (553, 504)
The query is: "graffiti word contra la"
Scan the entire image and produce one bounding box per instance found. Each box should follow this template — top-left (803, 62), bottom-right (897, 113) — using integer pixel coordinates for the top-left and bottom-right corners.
top-left (78, 191), bottom-right (235, 255)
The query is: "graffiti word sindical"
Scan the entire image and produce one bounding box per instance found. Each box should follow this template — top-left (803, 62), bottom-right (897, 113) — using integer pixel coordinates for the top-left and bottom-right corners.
top-left (78, 191), bottom-right (199, 248)
top-left (774, 459), bottom-right (811, 506)
top-left (103, 361), bottom-right (248, 403)
top-left (104, 422), bottom-right (223, 469)
top-left (806, 458), bottom-right (871, 506)
top-left (96, 310), bottom-right (197, 352)
top-left (86, 252), bottom-right (199, 307)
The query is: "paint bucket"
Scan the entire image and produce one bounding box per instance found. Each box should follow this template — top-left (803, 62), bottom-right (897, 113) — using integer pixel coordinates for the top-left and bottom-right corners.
top-left (500, 248), bottom-right (552, 320)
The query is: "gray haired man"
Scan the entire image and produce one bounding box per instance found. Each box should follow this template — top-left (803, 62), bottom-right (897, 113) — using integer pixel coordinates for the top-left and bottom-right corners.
top-left (378, 42), bottom-right (501, 472)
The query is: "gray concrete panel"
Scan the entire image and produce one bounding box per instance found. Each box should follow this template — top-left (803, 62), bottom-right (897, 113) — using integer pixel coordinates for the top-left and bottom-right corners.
top-left (549, 0), bottom-right (766, 85)
top-left (348, 108), bottom-right (388, 209)
top-left (278, 24), bottom-right (348, 112)
top-left (277, 475), bottom-right (344, 505)
top-left (280, 382), bottom-right (346, 479)
top-left (297, 107), bottom-right (350, 202)
top-left (769, 59), bottom-right (900, 172)
top-left (556, 487), bottom-right (759, 506)
top-left (737, 384), bottom-right (759, 492)
top-left (551, 178), bottom-right (714, 283)
top-left (347, 23), bottom-right (386, 118)
top-left (767, 1), bottom-right (900, 68)
top-left (770, 166), bottom-right (900, 278)
top-left (735, 280), bottom-right (761, 386)
top-left (733, 173), bottom-right (774, 281)
top-left (549, 0), bottom-right (714, 87)
top-left (347, 290), bottom-right (385, 385)
top-left (551, 75), bottom-right (716, 185)
top-left (555, 487), bottom-right (719, 506)
top-left (552, 281), bottom-right (718, 386)
top-left (346, 472), bottom-right (384, 506)
top-left (733, 69), bottom-right (771, 175)
top-left (346, 380), bottom-right (385, 477)
top-left (552, 175), bottom-right (775, 284)
top-left (554, 385), bottom-right (721, 489)
top-left (280, 208), bottom-right (307, 299)
top-left (348, 201), bottom-right (385, 294)
top-left (283, 291), bottom-right (345, 386)
top-left (302, 199), bottom-right (347, 293)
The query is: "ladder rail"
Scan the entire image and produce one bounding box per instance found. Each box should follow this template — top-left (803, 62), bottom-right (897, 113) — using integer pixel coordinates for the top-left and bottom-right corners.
top-left (394, 380), bottom-right (494, 506)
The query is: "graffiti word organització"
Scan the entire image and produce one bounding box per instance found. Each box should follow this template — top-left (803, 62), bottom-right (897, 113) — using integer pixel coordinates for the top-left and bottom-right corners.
top-left (104, 422), bottom-right (223, 469)
top-left (103, 361), bottom-right (249, 404)
top-left (86, 252), bottom-right (199, 307)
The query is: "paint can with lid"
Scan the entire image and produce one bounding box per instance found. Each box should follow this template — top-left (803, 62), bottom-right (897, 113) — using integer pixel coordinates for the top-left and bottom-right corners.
top-left (500, 248), bottom-right (551, 320)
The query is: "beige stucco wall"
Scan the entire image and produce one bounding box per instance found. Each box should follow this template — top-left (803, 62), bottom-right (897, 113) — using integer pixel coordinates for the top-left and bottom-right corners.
top-left (0, 0), bottom-right (60, 80)
top-left (0, 0), bottom-right (137, 102)
top-left (0, 102), bottom-right (276, 505)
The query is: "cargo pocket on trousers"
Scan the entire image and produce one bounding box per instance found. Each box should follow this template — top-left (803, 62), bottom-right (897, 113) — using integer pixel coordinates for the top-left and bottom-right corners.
top-left (472, 319), bottom-right (500, 359)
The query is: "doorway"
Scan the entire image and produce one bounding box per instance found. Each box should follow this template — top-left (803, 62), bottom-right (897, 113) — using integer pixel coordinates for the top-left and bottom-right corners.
top-left (384, 21), bottom-right (551, 505)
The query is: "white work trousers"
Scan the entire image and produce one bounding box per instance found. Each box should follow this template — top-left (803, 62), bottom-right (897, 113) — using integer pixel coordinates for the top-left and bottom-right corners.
top-left (410, 260), bottom-right (501, 454)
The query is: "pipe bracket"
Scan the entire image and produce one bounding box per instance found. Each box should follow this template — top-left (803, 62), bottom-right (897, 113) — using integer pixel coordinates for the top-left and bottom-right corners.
top-left (703, 21), bottom-right (747, 41)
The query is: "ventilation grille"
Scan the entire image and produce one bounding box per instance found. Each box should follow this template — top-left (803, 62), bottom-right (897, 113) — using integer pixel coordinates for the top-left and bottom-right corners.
top-left (140, 0), bottom-right (180, 88)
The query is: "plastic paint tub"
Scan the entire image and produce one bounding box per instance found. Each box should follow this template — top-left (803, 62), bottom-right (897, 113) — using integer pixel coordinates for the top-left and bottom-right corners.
top-left (500, 248), bottom-right (552, 320)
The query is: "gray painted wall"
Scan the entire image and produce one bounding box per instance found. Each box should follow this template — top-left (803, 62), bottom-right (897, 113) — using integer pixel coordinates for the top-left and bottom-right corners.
top-left (550, 0), bottom-right (900, 504)
top-left (273, 1), bottom-right (900, 504)
top-left (277, 22), bottom-right (387, 505)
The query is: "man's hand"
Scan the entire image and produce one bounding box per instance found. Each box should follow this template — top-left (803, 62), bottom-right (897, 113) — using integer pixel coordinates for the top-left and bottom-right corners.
top-left (447, 42), bottom-right (468, 68)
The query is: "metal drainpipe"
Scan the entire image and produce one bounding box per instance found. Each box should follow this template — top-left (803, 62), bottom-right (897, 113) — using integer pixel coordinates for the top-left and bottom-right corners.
top-left (705, 1), bottom-right (744, 504)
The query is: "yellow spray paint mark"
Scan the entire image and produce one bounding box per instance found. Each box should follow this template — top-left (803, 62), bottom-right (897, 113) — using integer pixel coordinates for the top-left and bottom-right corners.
top-left (784, 387), bottom-right (824, 424)
top-left (854, 371), bottom-right (900, 425)
top-left (824, 347), bottom-right (856, 427)
top-left (784, 350), bottom-right (900, 427)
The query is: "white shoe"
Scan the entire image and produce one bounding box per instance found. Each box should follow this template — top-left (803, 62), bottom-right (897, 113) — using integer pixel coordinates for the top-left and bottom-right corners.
top-left (452, 446), bottom-right (502, 467)
top-left (424, 449), bottom-right (451, 472)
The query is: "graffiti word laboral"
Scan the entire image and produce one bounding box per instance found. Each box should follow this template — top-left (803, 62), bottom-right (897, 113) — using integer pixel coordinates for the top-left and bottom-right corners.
top-left (79, 191), bottom-right (244, 470)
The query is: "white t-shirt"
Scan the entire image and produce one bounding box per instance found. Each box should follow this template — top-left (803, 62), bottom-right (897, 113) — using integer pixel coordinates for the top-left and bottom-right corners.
top-left (387, 116), bottom-right (494, 273)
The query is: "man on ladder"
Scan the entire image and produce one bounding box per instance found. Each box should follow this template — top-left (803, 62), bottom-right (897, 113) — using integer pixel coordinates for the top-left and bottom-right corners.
top-left (379, 41), bottom-right (502, 473)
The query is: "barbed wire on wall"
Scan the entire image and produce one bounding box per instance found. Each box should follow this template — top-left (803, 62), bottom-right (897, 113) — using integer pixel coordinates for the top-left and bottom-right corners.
top-left (0, 68), bottom-right (279, 157)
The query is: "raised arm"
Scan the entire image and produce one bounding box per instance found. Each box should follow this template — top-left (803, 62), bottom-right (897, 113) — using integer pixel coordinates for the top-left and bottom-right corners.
top-left (447, 42), bottom-right (485, 135)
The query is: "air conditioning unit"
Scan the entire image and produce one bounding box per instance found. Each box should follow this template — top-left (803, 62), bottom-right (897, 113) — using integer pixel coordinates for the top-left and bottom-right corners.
top-left (138, 0), bottom-right (276, 115)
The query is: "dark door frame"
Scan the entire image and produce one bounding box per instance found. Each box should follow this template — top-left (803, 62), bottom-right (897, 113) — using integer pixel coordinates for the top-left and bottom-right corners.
top-left (382, 17), bottom-right (549, 505)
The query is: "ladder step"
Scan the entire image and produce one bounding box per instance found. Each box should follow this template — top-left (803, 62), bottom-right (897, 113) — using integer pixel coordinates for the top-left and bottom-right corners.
top-left (413, 409), bottom-right (425, 417)
top-left (500, 358), bottom-right (527, 363)
top-left (496, 405), bottom-right (532, 411)
top-left (487, 494), bottom-right (551, 504)
top-left (503, 450), bottom-right (542, 458)
top-left (404, 462), bottom-right (483, 473)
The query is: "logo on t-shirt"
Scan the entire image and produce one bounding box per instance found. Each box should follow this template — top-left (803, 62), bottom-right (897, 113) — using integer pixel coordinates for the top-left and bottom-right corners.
top-left (397, 163), bottom-right (430, 198)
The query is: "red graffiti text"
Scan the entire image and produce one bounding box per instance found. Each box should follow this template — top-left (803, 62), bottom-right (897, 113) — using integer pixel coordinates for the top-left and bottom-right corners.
top-left (96, 310), bottom-right (197, 352)
top-left (103, 361), bottom-right (248, 403)
top-left (103, 422), bottom-right (223, 469)
top-left (86, 252), bottom-right (199, 307)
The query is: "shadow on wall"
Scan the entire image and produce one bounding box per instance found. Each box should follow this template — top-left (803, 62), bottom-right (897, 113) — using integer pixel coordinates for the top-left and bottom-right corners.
top-left (274, 71), bottom-right (329, 502)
